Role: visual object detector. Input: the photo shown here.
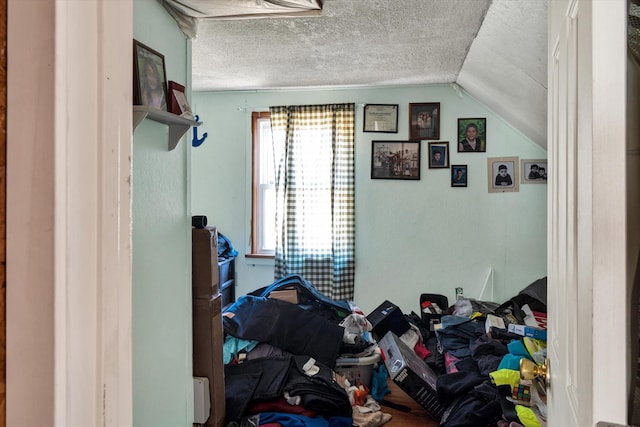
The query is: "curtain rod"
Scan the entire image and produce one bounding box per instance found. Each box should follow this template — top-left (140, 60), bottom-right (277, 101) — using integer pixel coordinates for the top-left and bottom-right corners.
top-left (236, 103), bottom-right (367, 111)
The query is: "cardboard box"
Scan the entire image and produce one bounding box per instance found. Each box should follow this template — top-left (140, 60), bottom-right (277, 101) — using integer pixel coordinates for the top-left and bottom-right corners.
top-left (366, 300), bottom-right (411, 341)
top-left (269, 289), bottom-right (299, 304)
top-left (192, 227), bottom-right (219, 298)
top-left (193, 294), bottom-right (225, 427)
top-left (379, 331), bottom-right (444, 421)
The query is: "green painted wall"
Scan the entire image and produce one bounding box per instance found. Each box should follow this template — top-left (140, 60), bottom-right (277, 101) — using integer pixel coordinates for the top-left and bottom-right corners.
top-left (192, 85), bottom-right (548, 314)
top-left (133, 0), bottom-right (193, 425)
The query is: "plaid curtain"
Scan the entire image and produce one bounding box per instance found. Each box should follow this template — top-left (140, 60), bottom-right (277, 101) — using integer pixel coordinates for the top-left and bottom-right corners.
top-left (269, 104), bottom-right (355, 300)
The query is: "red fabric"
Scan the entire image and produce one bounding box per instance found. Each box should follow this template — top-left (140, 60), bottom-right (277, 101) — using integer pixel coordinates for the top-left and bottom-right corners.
top-left (249, 398), bottom-right (318, 417)
top-left (258, 423), bottom-right (282, 427)
top-left (413, 341), bottom-right (431, 359)
top-left (532, 311), bottom-right (547, 329)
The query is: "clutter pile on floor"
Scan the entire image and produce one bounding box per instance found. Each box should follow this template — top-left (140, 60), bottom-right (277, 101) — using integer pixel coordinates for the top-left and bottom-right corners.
top-left (221, 274), bottom-right (548, 427)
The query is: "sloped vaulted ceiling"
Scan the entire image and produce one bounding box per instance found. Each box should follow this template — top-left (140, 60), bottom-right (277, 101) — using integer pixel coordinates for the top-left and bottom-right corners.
top-left (457, 0), bottom-right (547, 148)
top-left (181, 0), bottom-right (548, 149)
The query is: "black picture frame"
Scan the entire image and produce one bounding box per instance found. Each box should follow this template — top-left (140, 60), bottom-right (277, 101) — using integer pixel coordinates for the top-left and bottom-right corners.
top-left (428, 141), bottom-right (449, 169)
top-left (133, 39), bottom-right (168, 111)
top-left (371, 140), bottom-right (421, 180)
top-left (457, 118), bottom-right (487, 152)
top-left (451, 165), bottom-right (467, 187)
top-left (409, 103), bottom-right (440, 140)
top-left (363, 104), bottom-right (399, 133)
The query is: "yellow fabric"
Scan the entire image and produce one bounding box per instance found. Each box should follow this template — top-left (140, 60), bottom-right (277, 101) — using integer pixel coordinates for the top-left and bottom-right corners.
top-left (523, 337), bottom-right (546, 357)
top-left (489, 369), bottom-right (521, 389)
top-left (515, 405), bottom-right (542, 427)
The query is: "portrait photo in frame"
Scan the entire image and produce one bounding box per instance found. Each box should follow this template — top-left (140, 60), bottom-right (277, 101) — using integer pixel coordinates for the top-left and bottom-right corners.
top-left (451, 165), bottom-right (467, 187)
top-left (428, 141), bottom-right (449, 169)
top-left (363, 104), bottom-right (399, 133)
top-left (488, 157), bottom-right (519, 193)
top-left (457, 118), bottom-right (487, 152)
top-left (409, 103), bottom-right (440, 140)
top-left (133, 39), bottom-right (168, 111)
top-left (521, 159), bottom-right (548, 183)
top-left (371, 140), bottom-right (421, 180)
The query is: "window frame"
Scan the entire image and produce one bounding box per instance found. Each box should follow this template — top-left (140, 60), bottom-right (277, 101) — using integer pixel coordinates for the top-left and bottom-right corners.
top-left (249, 111), bottom-right (275, 258)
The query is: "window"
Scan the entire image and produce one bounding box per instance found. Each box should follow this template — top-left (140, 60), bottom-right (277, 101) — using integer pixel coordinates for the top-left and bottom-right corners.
top-left (250, 111), bottom-right (278, 256)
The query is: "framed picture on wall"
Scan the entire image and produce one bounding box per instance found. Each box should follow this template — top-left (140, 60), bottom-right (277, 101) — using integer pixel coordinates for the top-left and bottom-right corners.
top-left (457, 118), bottom-right (486, 152)
top-left (133, 39), bottom-right (168, 111)
top-left (428, 142), bottom-right (449, 169)
top-left (371, 140), bottom-right (421, 180)
top-left (409, 103), bottom-right (440, 140)
top-left (521, 159), bottom-right (548, 183)
top-left (488, 157), bottom-right (519, 193)
top-left (451, 165), bottom-right (467, 187)
top-left (363, 104), bottom-right (399, 133)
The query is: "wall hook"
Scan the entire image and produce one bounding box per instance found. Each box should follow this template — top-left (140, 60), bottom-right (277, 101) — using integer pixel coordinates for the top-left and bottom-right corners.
top-left (192, 115), bottom-right (208, 147)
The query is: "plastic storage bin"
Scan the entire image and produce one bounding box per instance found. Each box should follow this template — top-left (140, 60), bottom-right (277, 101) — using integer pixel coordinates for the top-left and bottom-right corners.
top-left (334, 352), bottom-right (381, 388)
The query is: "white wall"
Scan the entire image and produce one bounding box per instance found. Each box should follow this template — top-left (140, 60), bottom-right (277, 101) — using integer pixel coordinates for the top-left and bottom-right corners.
top-left (192, 84), bottom-right (547, 315)
top-left (133, 0), bottom-right (193, 425)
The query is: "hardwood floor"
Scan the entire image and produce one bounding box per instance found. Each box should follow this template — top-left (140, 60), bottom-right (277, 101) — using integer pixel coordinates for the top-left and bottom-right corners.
top-left (379, 379), bottom-right (439, 427)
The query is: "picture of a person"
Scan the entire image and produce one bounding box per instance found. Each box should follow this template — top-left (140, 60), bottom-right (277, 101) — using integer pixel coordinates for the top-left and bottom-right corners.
top-left (140, 56), bottom-right (166, 110)
top-left (528, 164), bottom-right (541, 180)
top-left (538, 167), bottom-right (547, 179)
top-left (459, 123), bottom-right (483, 152)
top-left (495, 164), bottom-right (513, 186)
top-left (431, 149), bottom-right (444, 166)
top-left (454, 168), bottom-right (465, 183)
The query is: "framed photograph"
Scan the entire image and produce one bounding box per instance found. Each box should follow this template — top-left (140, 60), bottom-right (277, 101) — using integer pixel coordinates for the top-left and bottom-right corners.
top-left (521, 159), bottom-right (548, 183)
top-left (168, 81), bottom-right (194, 120)
top-left (363, 104), bottom-right (399, 133)
top-left (409, 103), bottom-right (440, 140)
top-left (451, 165), bottom-right (467, 187)
top-left (488, 157), bottom-right (519, 193)
top-left (428, 142), bottom-right (449, 169)
top-left (133, 39), bottom-right (168, 111)
top-left (371, 140), bottom-right (421, 180)
top-left (457, 118), bottom-right (487, 152)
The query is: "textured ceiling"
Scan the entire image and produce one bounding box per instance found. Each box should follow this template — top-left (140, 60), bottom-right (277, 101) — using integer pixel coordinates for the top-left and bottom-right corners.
top-left (190, 0), bottom-right (548, 147)
top-left (192, 0), bottom-right (492, 91)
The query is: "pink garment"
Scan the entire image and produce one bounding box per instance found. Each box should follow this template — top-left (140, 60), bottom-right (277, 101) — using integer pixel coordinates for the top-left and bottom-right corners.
top-left (444, 352), bottom-right (460, 374)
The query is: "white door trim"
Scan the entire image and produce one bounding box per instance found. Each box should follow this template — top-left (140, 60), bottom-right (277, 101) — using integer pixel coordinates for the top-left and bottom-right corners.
top-left (7, 0), bottom-right (133, 425)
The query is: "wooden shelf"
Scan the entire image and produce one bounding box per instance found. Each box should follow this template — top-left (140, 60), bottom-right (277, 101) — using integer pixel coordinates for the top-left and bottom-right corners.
top-left (133, 105), bottom-right (202, 151)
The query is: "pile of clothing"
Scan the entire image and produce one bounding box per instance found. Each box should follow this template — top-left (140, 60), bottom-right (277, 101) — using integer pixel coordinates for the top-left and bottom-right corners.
top-left (222, 275), bottom-right (390, 427)
top-left (431, 277), bottom-right (548, 427)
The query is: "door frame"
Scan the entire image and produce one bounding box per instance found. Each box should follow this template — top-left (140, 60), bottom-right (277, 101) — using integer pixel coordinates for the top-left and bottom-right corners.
top-left (6, 0), bottom-right (133, 425)
top-left (547, 0), bottom-right (629, 425)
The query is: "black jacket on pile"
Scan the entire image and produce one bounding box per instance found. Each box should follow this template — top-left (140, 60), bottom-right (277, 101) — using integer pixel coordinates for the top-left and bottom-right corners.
top-left (223, 295), bottom-right (345, 368)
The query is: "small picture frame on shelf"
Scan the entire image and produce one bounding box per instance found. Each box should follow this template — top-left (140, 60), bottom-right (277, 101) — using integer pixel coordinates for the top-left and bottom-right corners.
top-left (133, 39), bottom-right (168, 111)
top-left (371, 140), bottom-right (421, 180)
top-left (363, 104), bottom-right (399, 133)
top-left (488, 157), bottom-right (519, 193)
top-left (168, 81), bottom-right (194, 120)
top-left (409, 103), bottom-right (440, 140)
top-left (451, 165), bottom-right (467, 187)
top-left (428, 141), bottom-right (449, 169)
